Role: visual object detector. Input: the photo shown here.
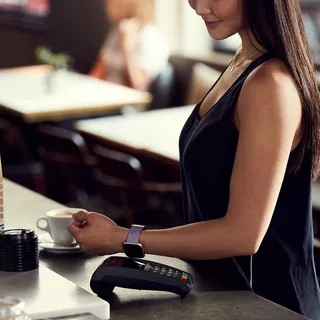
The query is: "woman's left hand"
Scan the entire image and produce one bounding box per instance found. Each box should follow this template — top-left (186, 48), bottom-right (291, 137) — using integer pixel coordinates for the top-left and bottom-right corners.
top-left (68, 211), bottom-right (128, 255)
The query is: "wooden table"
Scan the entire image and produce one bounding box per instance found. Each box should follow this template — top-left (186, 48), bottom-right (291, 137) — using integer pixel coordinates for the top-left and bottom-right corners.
top-left (75, 106), bottom-right (194, 166)
top-left (0, 65), bottom-right (152, 123)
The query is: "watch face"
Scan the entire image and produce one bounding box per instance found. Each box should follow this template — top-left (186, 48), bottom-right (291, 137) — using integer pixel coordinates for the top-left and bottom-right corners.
top-left (123, 243), bottom-right (145, 258)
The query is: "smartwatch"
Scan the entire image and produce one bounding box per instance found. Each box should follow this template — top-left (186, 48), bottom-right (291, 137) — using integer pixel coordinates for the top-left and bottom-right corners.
top-left (123, 224), bottom-right (146, 258)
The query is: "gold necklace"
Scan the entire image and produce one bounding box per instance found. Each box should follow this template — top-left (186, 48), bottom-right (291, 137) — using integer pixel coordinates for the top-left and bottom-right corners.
top-left (230, 54), bottom-right (254, 72)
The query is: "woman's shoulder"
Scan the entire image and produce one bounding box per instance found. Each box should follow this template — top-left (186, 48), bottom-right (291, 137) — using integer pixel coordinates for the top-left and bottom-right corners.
top-left (254, 57), bottom-right (290, 76)
top-left (242, 57), bottom-right (301, 107)
top-left (237, 56), bottom-right (302, 128)
top-left (247, 57), bottom-right (298, 94)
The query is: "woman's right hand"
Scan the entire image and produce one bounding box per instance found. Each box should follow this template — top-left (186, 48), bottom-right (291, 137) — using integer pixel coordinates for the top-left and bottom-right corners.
top-left (68, 211), bottom-right (128, 255)
top-left (119, 18), bottom-right (140, 55)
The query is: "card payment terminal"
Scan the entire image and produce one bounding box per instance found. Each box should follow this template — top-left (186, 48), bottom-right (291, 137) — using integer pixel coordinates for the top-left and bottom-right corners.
top-left (90, 256), bottom-right (194, 298)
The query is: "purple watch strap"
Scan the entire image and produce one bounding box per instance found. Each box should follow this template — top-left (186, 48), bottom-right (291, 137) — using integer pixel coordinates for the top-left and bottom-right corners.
top-left (126, 224), bottom-right (145, 244)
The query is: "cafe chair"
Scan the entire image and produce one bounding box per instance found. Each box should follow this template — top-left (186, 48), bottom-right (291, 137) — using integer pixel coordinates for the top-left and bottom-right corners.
top-left (36, 124), bottom-right (97, 206)
top-left (92, 145), bottom-right (183, 228)
top-left (0, 118), bottom-right (45, 193)
top-left (147, 62), bottom-right (175, 110)
top-left (121, 62), bottom-right (175, 115)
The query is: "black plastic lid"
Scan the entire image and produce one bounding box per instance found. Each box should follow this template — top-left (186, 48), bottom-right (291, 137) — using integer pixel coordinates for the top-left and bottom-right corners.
top-left (0, 229), bottom-right (36, 241)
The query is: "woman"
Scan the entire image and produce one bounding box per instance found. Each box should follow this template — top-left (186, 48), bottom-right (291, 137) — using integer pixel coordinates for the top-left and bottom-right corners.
top-left (89, 0), bottom-right (169, 91)
top-left (69, 0), bottom-right (320, 318)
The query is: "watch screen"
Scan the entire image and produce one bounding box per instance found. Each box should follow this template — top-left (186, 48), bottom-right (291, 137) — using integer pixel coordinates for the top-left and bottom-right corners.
top-left (123, 243), bottom-right (144, 258)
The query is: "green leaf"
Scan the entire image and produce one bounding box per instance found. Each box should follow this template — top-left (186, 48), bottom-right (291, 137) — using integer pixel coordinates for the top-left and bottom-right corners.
top-left (35, 46), bottom-right (71, 69)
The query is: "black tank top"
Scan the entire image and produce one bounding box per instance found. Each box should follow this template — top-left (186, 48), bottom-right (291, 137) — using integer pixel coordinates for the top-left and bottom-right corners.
top-left (179, 53), bottom-right (320, 319)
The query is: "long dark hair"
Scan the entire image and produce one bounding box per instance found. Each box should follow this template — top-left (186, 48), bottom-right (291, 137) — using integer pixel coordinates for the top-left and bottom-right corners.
top-left (245, 0), bottom-right (320, 180)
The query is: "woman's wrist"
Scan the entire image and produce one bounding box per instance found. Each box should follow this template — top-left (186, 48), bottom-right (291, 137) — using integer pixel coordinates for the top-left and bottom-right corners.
top-left (116, 226), bottom-right (129, 253)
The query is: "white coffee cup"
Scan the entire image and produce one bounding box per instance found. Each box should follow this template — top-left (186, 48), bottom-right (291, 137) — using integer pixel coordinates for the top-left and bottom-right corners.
top-left (36, 208), bottom-right (85, 246)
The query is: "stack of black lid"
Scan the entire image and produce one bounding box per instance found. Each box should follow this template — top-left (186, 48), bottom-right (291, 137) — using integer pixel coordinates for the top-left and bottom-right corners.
top-left (0, 229), bottom-right (39, 272)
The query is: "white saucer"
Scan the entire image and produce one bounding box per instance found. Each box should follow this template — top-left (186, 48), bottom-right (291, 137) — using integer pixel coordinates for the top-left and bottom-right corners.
top-left (37, 233), bottom-right (82, 254)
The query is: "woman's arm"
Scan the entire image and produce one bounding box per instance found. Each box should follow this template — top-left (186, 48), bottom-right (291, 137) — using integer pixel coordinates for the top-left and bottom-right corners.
top-left (69, 59), bottom-right (302, 259)
top-left (89, 46), bottom-right (149, 89)
top-left (138, 60), bottom-right (302, 260)
top-left (119, 20), bottom-right (151, 91)
top-left (122, 47), bottom-right (151, 91)
top-left (120, 21), bottom-right (168, 91)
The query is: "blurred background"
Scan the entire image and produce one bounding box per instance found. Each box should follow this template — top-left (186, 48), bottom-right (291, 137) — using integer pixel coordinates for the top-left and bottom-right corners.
top-left (0, 0), bottom-right (319, 269)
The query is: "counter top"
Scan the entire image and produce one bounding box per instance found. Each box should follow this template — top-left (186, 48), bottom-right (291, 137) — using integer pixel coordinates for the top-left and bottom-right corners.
top-left (4, 179), bottom-right (308, 319)
top-left (39, 253), bottom-right (308, 320)
top-left (108, 291), bottom-right (305, 320)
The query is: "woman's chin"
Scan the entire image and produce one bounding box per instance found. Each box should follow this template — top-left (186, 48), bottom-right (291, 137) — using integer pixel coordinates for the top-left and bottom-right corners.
top-left (208, 30), bottom-right (238, 41)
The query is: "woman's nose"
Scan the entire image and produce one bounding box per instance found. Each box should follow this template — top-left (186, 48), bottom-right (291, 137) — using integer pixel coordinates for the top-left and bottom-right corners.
top-left (193, 0), bottom-right (212, 16)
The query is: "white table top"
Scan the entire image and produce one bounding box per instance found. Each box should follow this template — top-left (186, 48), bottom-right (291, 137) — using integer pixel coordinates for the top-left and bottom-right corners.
top-left (0, 266), bottom-right (110, 320)
top-left (0, 66), bottom-right (152, 123)
top-left (75, 106), bottom-right (195, 164)
top-left (0, 179), bottom-right (111, 319)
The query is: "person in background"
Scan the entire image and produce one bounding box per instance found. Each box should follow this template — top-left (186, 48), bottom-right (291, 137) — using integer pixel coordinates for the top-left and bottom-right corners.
top-left (70, 0), bottom-right (320, 318)
top-left (89, 0), bottom-right (169, 91)
top-left (25, 0), bottom-right (49, 16)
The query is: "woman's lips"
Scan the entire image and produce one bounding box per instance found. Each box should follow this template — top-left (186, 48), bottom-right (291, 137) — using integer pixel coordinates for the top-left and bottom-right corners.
top-left (204, 20), bottom-right (221, 28)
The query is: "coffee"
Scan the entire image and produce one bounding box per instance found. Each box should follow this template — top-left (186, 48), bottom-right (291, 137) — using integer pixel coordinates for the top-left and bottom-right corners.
top-left (36, 208), bottom-right (86, 246)
top-left (53, 212), bottom-right (73, 218)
